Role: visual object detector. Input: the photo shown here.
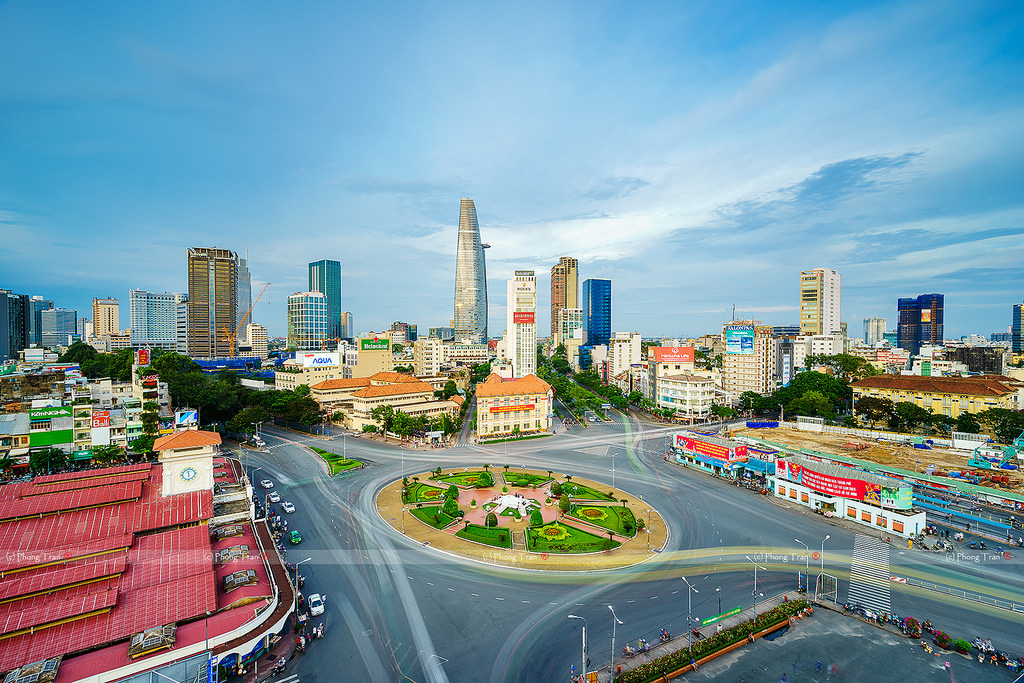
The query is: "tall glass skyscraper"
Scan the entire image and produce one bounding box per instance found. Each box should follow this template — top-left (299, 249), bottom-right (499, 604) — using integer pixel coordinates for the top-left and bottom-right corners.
top-left (582, 278), bottom-right (611, 347)
top-left (453, 198), bottom-right (488, 342)
top-left (236, 253), bottom-right (252, 344)
top-left (897, 293), bottom-right (944, 355)
top-left (130, 290), bottom-right (187, 349)
top-left (309, 259), bottom-right (343, 340)
top-left (287, 291), bottom-right (328, 351)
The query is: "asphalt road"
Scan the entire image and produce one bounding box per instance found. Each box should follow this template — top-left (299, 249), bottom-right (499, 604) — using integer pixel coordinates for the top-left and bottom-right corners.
top-left (244, 418), bottom-right (1024, 683)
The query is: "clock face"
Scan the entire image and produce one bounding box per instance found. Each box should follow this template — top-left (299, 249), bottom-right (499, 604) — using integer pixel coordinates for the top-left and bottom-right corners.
top-left (179, 466), bottom-right (198, 482)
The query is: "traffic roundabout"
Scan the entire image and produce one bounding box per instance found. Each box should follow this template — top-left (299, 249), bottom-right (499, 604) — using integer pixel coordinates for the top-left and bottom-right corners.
top-left (375, 465), bottom-right (668, 571)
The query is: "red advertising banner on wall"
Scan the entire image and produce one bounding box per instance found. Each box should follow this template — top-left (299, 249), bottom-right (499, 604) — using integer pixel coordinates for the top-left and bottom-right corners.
top-left (135, 349), bottom-right (150, 366)
top-left (91, 411), bottom-right (111, 428)
top-left (512, 312), bottom-right (535, 324)
top-left (490, 404), bottom-right (535, 413)
top-left (799, 467), bottom-right (868, 500)
top-left (653, 347), bottom-right (695, 363)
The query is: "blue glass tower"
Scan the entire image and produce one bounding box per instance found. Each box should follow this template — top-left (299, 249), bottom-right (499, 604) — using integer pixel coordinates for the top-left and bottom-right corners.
top-left (582, 278), bottom-right (611, 347)
top-left (309, 259), bottom-right (343, 341)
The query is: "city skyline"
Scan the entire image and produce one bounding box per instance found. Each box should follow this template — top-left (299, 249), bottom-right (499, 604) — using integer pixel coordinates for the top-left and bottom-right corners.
top-left (1, 3), bottom-right (1022, 338)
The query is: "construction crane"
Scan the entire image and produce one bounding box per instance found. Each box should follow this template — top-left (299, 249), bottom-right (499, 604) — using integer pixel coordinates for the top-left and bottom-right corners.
top-left (221, 282), bottom-right (270, 354)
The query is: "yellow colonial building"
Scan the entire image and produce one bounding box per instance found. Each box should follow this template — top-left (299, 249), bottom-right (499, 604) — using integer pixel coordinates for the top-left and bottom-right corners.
top-left (850, 375), bottom-right (1021, 418)
top-left (475, 373), bottom-right (552, 439)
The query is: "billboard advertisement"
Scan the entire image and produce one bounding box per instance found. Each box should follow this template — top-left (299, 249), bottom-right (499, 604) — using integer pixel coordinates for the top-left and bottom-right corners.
top-left (175, 409), bottom-right (199, 427)
top-left (0, 363), bottom-right (16, 376)
top-left (921, 309), bottom-right (931, 323)
top-left (91, 411), bottom-right (111, 428)
top-left (360, 338), bottom-right (391, 351)
top-left (653, 346), bottom-right (694, 363)
top-left (676, 435), bottom-right (747, 463)
top-left (301, 352), bottom-right (340, 367)
top-left (795, 466), bottom-right (881, 501)
top-left (30, 406), bottom-right (73, 420)
top-left (135, 349), bottom-right (151, 366)
top-left (880, 487), bottom-right (913, 510)
top-left (514, 270), bottom-right (535, 277)
top-left (91, 426), bottom-right (111, 447)
top-left (512, 312), bottom-right (535, 324)
top-left (725, 326), bottom-right (755, 355)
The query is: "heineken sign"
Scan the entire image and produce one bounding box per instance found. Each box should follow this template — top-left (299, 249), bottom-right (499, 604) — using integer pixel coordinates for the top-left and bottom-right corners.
top-left (360, 339), bottom-right (390, 351)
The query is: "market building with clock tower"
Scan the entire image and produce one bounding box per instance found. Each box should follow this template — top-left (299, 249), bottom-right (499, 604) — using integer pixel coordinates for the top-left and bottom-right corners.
top-left (154, 428), bottom-right (221, 497)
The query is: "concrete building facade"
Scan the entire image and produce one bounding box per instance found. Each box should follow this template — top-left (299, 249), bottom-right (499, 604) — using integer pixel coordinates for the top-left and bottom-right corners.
top-left (506, 270), bottom-right (537, 378)
top-left (799, 268), bottom-right (841, 335)
top-left (550, 256), bottom-right (578, 344)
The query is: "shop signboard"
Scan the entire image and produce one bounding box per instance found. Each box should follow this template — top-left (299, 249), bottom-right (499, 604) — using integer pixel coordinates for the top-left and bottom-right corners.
top-left (880, 487), bottom-right (913, 510)
top-left (175, 410), bottom-right (199, 427)
top-left (490, 404), bottom-right (534, 413)
top-left (135, 349), bottom-right (151, 366)
top-left (29, 406), bottom-right (73, 421)
top-left (725, 325), bottom-right (755, 355)
top-left (652, 346), bottom-right (694, 363)
top-left (514, 270), bottom-right (535, 277)
top-left (0, 363), bottom-right (16, 376)
top-left (798, 467), bottom-right (878, 501)
top-left (301, 352), bottom-right (340, 368)
top-left (91, 411), bottom-right (111, 428)
top-left (512, 312), bottom-right (535, 324)
top-left (360, 338), bottom-right (390, 351)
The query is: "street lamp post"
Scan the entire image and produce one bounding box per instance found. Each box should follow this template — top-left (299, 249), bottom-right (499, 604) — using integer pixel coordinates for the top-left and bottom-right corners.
top-left (294, 557), bottom-right (312, 622)
top-left (608, 605), bottom-right (622, 677)
top-left (745, 556), bottom-right (766, 616)
top-left (716, 586), bottom-right (722, 614)
top-left (646, 509), bottom-right (652, 552)
top-left (794, 538), bottom-right (809, 592)
top-left (567, 614), bottom-right (587, 681)
top-left (820, 534), bottom-right (830, 576)
top-left (681, 577), bottom-right (699, 651)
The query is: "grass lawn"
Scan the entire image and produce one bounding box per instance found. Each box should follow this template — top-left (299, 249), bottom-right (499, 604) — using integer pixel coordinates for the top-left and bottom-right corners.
top-left (309, 446), bottom-right (363, 476)
top-left (501, 472), bottom-right (553, 487)
top-left (409, 505), bottom-right (459, 530)
top-left (568, 504), bottom-right (638, 537)
top-left (432, 471), bottom-right (493, 487)
top-left (559, 481), bottom-right (617, 501)
top-left (525, 522), bottom-right (621, 554)
top-left (403, 481), bottom-right (448, 504)
top-left (455, 523), bottom-right (513, 549)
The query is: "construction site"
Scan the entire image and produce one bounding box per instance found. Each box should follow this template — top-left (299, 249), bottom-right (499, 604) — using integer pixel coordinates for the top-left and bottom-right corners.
top-left (732, 423), bottom-right (1024, 495)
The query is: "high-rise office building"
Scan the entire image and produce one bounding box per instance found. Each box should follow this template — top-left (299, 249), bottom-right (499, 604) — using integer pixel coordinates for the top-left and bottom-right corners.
top-left (130, 290), bottom-right (186, 349)
top-left (1013, 303), bottom-right (1024, 353)
top-left (309, 259), bottom-right (343, 341)
top-left (581, 278), bottom-right (611, 347)
top-left (799, 268), bottom-right (841, 335)
top-left (453, 198), bottom-right (488, 342)
top-left (722, 323), bottom-right (779, 396)
top-left (897, 294), bottom-right (944, 355)
top-left (1, 290), bottom-right (28, 362)
top-left (77, 317), bottom-right (93, 341)
top-left (287, 291), bottom-right (328, 351)
top-left (341, 312), bottom-right (353, 340)
top-left (245, 323), bottom-right (268, 360)
top-left (92, 297), bottom-right (120, 337)
top-left (236, 253), bottom-right (252, 345)
top-left (389, 321), bottom-right (417, 344)
top-left (25, 296), bottom-right (53, 347)
top-left (41, 308), bottom-right (77, 347)
top-left (506, 271), bottom-right (537, 378)
top-left (557, 308), bottom-right (583, 346)
top-left (550, 256), bottom-right (579, 344)
top-left (863, 317), bottom-right (887, 345)
top-left (187, 247), bottom-right (238, 358)
top-left (175, 299), bottom-right (188, 355)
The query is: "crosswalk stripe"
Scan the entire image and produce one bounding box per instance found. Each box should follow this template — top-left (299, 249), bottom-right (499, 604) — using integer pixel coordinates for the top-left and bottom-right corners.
top-left (846, 534), bottom-right (891, 613)
top-left (269, 675), bottom-right (299, 683)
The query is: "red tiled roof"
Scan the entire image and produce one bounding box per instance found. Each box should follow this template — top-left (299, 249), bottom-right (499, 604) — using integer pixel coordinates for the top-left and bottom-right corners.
top-left (351, 381), bottom-right (435, 399)
top-left (474, 373), bottom-right (552, 397)
top-left (0, 480), bottom-right (143, 522)
top-left (0, 555), bottom-right (127, 602)
top-left (153, 429), bottom-right (222, 451)
top-left (369, 371), bottom-right (420, 384)
top-left (310, 377), bottom-right (371, 391)
top-left (850, 374), bottom-right (1017, 397)
top-left (31, 464), bottom-right (152, 486)
top-left (26, 470), bottom-right (152, 496)
top-left (0, 585), bottom-right (118, 636)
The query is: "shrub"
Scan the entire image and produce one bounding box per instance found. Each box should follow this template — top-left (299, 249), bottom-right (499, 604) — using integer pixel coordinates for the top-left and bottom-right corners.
top-left (477, 471), bottom-right (493, 487)
top-left (443, 496), bottom-right (460, 518)
top-left (485, 512), bottom-right (498, 529)
top-left (446, 484), bottom-right (459, 500)
top-left (559, 497), bottom-right (570, 513)
top-left (903, 617), bottom-right (921, 638)
top-left (513, 509), bottom-right (521, 521)
top-left (952, 639), bottom-right (972, 654)
top-left (933, 630), bottom-right (952, 648)
top-left (471, 499), bottom-right (477, 506)
top-left (498, 533), bottom-right (507, 544)
top-left (551, 482), bottom-right (563, 496)
top-left (530, 509), bottom-right (544, 526)
top-left (502, 486), bottom-right (509, 493)
top-left (637, 518), bottom-right (645, 530)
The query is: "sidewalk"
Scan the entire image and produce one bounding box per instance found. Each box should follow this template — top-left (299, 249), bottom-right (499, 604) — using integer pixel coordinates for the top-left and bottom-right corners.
top-left (596, 590), bottom-right (805, 683)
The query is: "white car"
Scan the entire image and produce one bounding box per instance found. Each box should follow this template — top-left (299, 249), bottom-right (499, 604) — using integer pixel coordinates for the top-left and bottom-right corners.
top-left (268, 491), bottom-right (281, 503)
top-left (307, 593), bottom-right (325, 616)
top-left (260, 479), bottom-right (274, 489)
top-left (282, 501), bottom-right (296, 514)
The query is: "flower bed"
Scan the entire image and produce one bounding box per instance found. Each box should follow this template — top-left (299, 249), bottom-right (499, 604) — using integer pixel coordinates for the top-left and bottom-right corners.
top-left (568, 505), bottom-right (638, 537)
top-left (501, 472), bottom-right (553, 487)
top-left (614, 601), bottom-right (809, 683)
top-left (310, 446), bottom-right (364, 476)
top-left (560, 482), bottom-right (617, 501)
top-left (403, 482), bottom-right (448, 504)
top-left (455, 523), bottom-right (513, 549)
top-left (409, 505), bottom-right (458, 530)
top-left (525, 522), bottom-right (620, 553)
top-left (433, 471), bottom-right (491, 487)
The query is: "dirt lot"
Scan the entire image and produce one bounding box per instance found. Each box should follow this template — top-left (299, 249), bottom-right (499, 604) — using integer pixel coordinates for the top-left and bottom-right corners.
top-left (734, 425), bottom-right (1023, 494)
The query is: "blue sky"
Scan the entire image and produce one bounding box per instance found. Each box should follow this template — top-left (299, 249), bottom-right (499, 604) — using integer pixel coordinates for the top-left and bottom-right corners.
top-left (1, 1), bottom-right (1022, 340)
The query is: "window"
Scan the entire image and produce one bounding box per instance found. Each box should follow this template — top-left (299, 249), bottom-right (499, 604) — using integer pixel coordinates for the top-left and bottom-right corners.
top-left (847, 508), bottom-right (856, 518)
top-left (861, 511), bottom-right (871, 522)
top-left (892, 521), bottom-right (904, 533)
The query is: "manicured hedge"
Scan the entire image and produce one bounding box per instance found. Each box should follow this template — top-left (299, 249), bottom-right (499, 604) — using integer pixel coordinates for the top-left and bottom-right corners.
top-left (409, 505), bottom-right (457, 530)
top-left (614, 601), bottom-right (809, 683)
top-left (456, 523), bottom-right (512, 548)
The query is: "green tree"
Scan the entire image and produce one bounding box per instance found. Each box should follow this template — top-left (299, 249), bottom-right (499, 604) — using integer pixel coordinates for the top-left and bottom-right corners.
top-left (955, 411), bottom-right (982, 434)
top-left (393, 410), bottom-right (415, 439)
top-left (976, 408), bottom-right (1024, 444)
top-left (91, 444), bottom-right (127, 466)
top-left (485, 512), bottom-right (498, 529)
top-left (710, 403), bottom-right (739, 420)
top-left (550, 481), bottom-right (562, 496)
top-left (530, 509), bottom-right (544, 526)
top-left (476, 471), bottom-right (493, 487)
top-left (855, 396), bottom-right (895, 427)
top-left (442, 496), bottom-right (460, 518)
top-left (558, 496), bottom-right (570, 514)
top-left (805, 354), bottom-right (878, 382)
top-left (0, 454), bottom-right (14, 474)
top-left (227, 405), bottom-right (272, 435)
top-left (739, 392), bottom-right (765, 413)
top-left (627, 390), bottom-right (643, 405)
top-left (30, 447), bottom-right (67, 473)
top-left (371, 405), bottom-right (397, 439)
top-left (445, 484), bottom-right (459, 500)
top-left (129, 435), bottom-right (156, 456)
top-left (892, 402), bottom-right (932, 433)
top-left (440, 380), bottom-right (458, 399)
top-left (787, 390), bottom-right (835, 418)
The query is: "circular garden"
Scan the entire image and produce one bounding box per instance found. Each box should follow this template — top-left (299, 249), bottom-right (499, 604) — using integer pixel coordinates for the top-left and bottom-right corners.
top-left (375, 464), bottom-right (667, 571)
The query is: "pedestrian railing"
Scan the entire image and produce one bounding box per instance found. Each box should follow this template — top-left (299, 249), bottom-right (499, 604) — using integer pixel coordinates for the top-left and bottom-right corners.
top-left (902, 576), bottom-right (1024, 613)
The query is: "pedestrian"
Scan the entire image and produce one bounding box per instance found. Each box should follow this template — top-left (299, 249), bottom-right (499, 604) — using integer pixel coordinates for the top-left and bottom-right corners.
top-left (817, 660), bottom-right (822, 673)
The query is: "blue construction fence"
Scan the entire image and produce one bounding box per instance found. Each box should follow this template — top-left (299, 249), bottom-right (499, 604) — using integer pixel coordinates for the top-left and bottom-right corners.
top-left (746, 421), bottom-right (779, 429)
